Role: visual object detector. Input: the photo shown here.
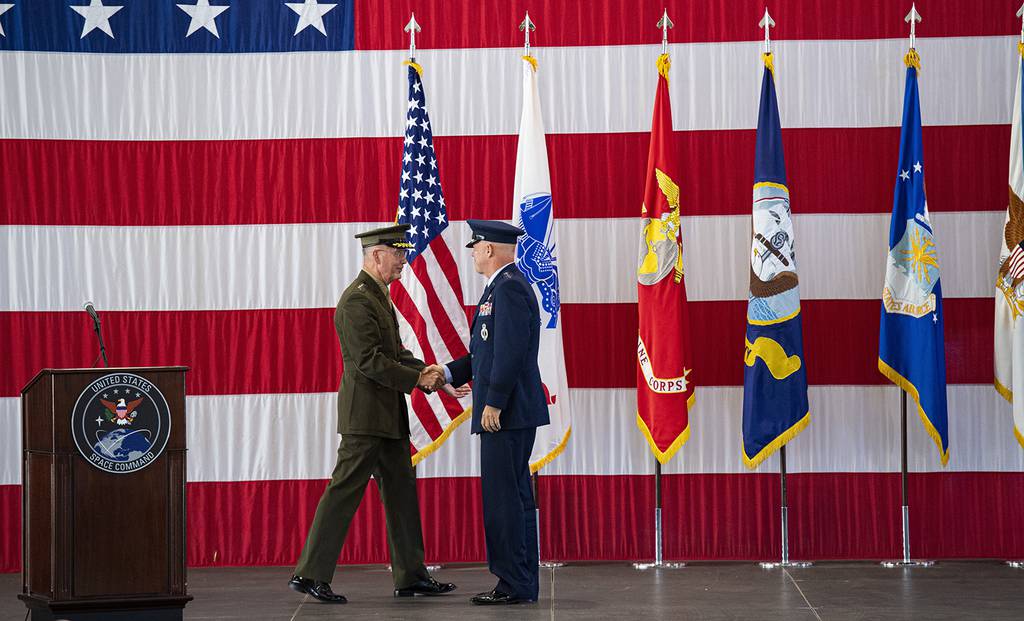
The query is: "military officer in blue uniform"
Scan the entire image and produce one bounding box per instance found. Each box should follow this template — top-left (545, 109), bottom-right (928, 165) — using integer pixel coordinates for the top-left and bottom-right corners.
top-left (442, 220), bottom-right (550, 605)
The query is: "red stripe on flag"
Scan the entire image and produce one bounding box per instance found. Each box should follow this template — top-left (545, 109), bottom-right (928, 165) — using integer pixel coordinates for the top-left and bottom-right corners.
top-left (0, 485), bottom-right (19, 573)
top-left (1007, 246), bottom-right (1024, 279)
top-left (391, 283), bottom-right (439, 363)
top-left (356, 1), bottom-right (1016, 50)
top-left (436, 389), bottom-right (466, 421)
top-left (1, 126), bottom-right (1006, 225)
top-left (410, 390), bottom-right (444, 439)
top-left (390, 282), bottom-right (449, 437)
top-left (8, 472), bottom-right (1024, 571)
top-left (0, 298), bottom-right (994, 398)
top-left (0, 309), bottom-right (339, 397)
top-left (560, 298), bottom-right (995, 388)
top-left (408, 256), bottom-right (469, 360)
top-left (428, 238), bottom-right (471, 314)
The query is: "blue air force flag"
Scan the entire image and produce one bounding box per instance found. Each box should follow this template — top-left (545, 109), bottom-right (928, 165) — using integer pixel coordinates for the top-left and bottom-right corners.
top-left (741, 54), bottom-right (810, 469)
top-left (512, 55), bottom-right (571, 471)
top-left (878, 52), bottom-right (950, 465)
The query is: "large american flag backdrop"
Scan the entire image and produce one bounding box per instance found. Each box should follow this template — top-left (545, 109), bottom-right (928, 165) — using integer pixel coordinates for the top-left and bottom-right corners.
top-left (2, 1), bottom-right (1023, 572)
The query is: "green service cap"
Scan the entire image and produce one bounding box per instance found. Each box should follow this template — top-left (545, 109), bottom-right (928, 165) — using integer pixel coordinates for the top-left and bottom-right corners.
top-left (354, 224), bottom-right (414, 249)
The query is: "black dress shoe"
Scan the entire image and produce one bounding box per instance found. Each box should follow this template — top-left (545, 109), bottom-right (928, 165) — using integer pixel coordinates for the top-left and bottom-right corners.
top-left (394, 576), bottom-right (457, 597)
top-left (288, 575), bottom-right (347, 603)
top-left (470, 589), bottom-right (526, 605)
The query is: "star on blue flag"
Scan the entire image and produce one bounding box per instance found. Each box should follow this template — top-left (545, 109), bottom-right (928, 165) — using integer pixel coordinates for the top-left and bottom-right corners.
top-left (878, 53), bottom-right (949, 465)
top-left (396, 64), bottom-right (448, 262)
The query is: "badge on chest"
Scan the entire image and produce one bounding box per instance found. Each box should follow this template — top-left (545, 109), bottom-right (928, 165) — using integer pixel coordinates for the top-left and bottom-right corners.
top-left (477, 293), bottom-right (494, 341)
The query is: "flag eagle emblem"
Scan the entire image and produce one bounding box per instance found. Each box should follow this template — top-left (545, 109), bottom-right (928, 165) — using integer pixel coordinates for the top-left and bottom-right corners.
top-left (100, 397), bottom-right (144, 426)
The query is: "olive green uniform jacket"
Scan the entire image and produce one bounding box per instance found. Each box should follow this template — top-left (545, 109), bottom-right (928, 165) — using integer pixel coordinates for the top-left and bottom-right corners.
top-left (293, 269), bottom-right (432, 587)
top-left (335, 269), bottom-right (426, 437)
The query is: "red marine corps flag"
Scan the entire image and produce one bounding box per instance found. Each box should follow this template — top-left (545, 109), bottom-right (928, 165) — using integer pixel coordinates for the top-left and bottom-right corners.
top-left (636, 51), bottom-right (696, 464)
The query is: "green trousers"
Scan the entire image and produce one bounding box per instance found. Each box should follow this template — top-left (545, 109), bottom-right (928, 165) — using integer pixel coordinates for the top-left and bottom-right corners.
top-left (294, 434), bottom-right (429, 588)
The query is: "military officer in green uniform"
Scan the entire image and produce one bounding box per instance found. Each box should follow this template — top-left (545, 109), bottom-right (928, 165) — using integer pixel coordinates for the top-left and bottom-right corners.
top-left (288, 224), bottom-right (456, 603)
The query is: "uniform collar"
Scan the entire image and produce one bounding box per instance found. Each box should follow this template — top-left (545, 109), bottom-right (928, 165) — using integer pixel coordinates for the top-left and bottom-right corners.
top-left (484, 261), bottom-right (515, 290)
top-left (358, 269), bottom-right (391, 300)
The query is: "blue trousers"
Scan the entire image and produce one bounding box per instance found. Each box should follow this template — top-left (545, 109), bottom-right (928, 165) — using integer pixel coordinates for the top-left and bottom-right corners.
top-left (479, 427), bottom-right (539, 601)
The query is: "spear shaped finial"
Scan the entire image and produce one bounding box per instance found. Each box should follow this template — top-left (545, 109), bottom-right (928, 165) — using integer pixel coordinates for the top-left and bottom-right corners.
top-left (759, 8), bottom-right (776, 55)
top-left (519, 11), bottom-right (536, 57)
top-left (404, 12), bottom-right (421, 60)
top-left (657, 9), bottom-right (673, 55)
top-left (905, 3), bottom-right (922, 49)
top-left (1017, 2), bottom-right (1024, 44)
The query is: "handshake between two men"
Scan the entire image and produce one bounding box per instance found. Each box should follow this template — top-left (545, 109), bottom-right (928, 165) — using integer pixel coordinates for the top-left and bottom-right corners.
top-left (414, 363), bottom-right (501, 433)
top-left (416, 364), bottom-right (470, 399)
top-left (287, 221), bottom-right (549, 607)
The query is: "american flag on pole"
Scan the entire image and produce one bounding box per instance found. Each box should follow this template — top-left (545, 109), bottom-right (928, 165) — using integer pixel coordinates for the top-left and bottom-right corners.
top-left (390, 60), bottom-right (472, 462)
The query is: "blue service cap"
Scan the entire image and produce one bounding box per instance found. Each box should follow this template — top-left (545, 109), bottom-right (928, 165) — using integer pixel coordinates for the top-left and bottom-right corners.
top-left (465, 219), bottom-right (525, 248)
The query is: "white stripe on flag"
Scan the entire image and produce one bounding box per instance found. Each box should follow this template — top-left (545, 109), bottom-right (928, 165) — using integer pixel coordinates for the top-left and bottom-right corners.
top-left (392, 301), bottom-right (468, 452)
top-left (1, 36), bottom-right (1015, 140)
top-left (419, 242), bottom-right (472, 344)
top-left (1008, 246), bottom-right (1024, 279)
top-left (399, 265), bottom-right (464, 369)
top-left (4, 386), bottom-right (1019, 486)
top-left (0, 212), bottom-right (1003, 311)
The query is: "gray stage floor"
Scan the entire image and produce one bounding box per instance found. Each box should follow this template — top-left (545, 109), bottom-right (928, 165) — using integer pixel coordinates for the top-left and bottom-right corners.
top-left (2, 561), bottom-right (1022, 620)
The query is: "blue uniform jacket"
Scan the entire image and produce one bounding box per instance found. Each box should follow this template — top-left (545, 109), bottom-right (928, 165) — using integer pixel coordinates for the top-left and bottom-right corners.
top-left (448, 264), bottom-right (550, 434)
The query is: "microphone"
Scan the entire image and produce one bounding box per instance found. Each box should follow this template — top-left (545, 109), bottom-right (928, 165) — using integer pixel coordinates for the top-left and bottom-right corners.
top-left (83, 301), bottom-right (109, 368)
top-left (83, 301), bottom-right (100, 326)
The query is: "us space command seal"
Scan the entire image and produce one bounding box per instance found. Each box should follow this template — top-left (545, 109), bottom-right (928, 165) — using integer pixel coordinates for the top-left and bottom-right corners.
top-left (70, 373), bottom-right (171, 474)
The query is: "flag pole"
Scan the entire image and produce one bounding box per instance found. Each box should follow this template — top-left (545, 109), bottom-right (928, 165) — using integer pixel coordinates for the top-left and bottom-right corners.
top-left (760, 446), bottom-right (812, 569)
top-left (404, 11), bottom-right (420, 62)
top-left (746, 7), bottom-right (810, 573)
top-left (881, 390), bottom-right (933, 567)
top-left (389, 11), bottom-right (440, 576)
top-left (520, 10), bottom-right (535, 58)
top-left (633, 8), bottom-right (684, 573)
top-left (1008, 3), bottom-right (1024, 571)
top-left (518, 10), bottom-right (563, 572)
top-left (634, 459), bottom-right (684, 570)
top-left (532, 473), bottom-right (564, 568)
top-left (879, 2), bottom-right (933, 571)
top-left (657, 7), bottom-right (672, 56)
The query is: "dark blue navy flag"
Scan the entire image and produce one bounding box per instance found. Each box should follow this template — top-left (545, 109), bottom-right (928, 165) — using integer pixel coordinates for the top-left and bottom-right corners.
top-left (741, 53), bottom-right (810, 469)
top-left (878, 51), bottom-right (949, 465)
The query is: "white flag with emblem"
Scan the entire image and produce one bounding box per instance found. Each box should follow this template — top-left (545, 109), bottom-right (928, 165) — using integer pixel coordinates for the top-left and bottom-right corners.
top-left (512, 54), bottom-right (572, 470)
top-left (994, 43), bottom-right (1024, 451)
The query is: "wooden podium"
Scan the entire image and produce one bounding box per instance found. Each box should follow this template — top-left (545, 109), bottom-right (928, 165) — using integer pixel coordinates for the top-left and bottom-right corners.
top-left (19, 367), bottom-right (192, 621)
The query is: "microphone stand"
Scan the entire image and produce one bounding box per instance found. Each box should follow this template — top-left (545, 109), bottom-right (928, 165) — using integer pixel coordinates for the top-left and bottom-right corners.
top-left (89, 312), bottom-right (109, 368)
